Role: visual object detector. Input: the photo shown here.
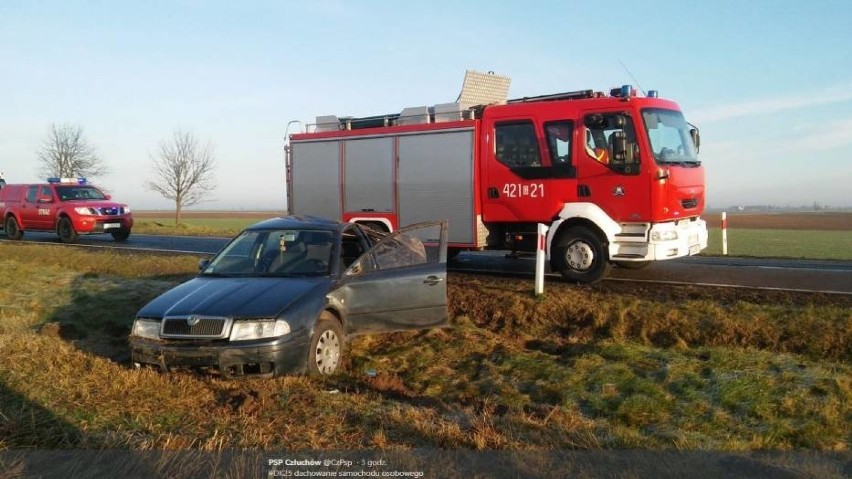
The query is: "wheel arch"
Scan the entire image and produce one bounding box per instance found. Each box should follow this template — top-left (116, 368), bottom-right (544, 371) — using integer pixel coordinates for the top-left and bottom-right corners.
top-left (55, 211), bottom-right (73, 228)
top-left (4, 212), bottom-right (22, 231)
top-left (321, 306), bottom-right (345, 329)
top-left (546, 203), bottom-right (619, 260)
top-left (4, 212), bottom-right (20, 224)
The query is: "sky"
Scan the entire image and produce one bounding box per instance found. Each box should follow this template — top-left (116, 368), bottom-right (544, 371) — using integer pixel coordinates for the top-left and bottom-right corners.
top-left (1, 0), bottom-right (851, 210)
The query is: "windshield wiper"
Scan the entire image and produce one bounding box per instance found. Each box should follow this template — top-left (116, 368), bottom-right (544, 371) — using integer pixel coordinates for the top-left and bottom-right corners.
top-left (199, 272), bottom-right (238, 277)
top-left (677, 160), bottom-right (701, 167)
top-left (658, 157), bottom-right (700, 167)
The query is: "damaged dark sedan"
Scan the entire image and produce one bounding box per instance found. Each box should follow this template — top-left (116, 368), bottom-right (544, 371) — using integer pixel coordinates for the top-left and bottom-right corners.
top-left (130, 215), bottom-right (448, 377)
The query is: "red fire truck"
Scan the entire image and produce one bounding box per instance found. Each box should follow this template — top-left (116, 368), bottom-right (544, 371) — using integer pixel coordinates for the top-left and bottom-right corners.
top-left (286, 71), bottom-right (707, 283)
top-left (0, 177), bottom-right (133, 243)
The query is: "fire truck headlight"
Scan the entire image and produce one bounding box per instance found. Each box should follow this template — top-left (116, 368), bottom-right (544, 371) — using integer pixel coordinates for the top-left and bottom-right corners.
top-left (74, 207), bottom-right (97, 215)
top-left (651, 230), bottom-right (678, 242)
top-left (132, 319), bottom-right (161, 340)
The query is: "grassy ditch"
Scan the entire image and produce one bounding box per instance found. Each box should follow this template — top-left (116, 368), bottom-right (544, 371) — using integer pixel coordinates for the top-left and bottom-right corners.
top-left (0, 244), bottom-right (849, 452)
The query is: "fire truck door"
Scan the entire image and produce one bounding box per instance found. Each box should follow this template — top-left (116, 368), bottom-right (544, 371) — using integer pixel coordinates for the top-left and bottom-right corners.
top-left (483, 120), bottom-right (553, 223)
top-left (343, 137), bottom-right (395, 221)
top-left (20, 185), bottom-right (47, 229)
top-left (576, 111), bottom-right (649, 222)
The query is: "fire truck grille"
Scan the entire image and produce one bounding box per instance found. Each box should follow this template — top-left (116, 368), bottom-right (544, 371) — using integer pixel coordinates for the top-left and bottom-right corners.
top-left (98, 207), bottom-right (123, 216)
top-left (161, 317), bottom-right (229, 338)
top-left (681, 198), bottom-right (698, 209)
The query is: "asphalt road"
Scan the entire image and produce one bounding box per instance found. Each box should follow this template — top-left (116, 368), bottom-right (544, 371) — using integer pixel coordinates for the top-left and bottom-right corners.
top-left (4, 231), bottom-right (851, 294)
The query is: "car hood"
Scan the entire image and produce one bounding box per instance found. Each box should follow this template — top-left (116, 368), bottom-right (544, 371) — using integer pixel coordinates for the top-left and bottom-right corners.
top-left (69, 200), bottom-right (127, 208)
top-left (136, 276), bottom-right (332, 319)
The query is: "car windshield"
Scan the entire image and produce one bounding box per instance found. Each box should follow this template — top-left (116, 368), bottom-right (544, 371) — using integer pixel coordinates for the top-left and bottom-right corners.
top-left (642, 109), bottom-right (699, 165)
top-left (55, 186), bottom-right (107, 201)
top-left (202, 228), bottom-right (335, 277)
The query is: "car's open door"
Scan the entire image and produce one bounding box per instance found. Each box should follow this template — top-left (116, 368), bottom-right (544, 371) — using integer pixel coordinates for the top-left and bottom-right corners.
top-left (334, 220), bottom-right (448, 335)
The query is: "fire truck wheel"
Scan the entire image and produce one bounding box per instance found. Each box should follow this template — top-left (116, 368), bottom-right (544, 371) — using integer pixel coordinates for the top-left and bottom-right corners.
top-left (57, 217), bottom-right (79, 244)
top-left (111, 230), bottom-right (131, 242)
top-left (307, 312), bottom-right (345, 376)
top-left (614, 261), bottom-right (650, 270)
top-left (4, 216), bottom-right (23, 240)
top-left (552, 226), bottom-right (611, 284)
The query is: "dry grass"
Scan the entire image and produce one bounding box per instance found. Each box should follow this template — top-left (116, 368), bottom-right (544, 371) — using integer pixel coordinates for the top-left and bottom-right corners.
top-left (449, 275), bottom-right (852, 362)
top-left (0, 244), bottom-right (849, 455)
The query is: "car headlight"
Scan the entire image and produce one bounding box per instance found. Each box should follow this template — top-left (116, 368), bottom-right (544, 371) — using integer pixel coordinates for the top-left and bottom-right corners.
top-left (229, 319), bottom-right (291, 341)
top-left (651, 230), bottom-right (678, 242)
top-left (74, 207), bottom-right (97, 215)
top-left (132, 319), bottom-right (161, 340)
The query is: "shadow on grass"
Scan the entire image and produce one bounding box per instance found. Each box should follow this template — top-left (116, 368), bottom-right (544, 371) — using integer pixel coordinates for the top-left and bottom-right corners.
top-left (0, 380), bottom-right (85, 448)
top-left (40, 274), bottom-right (179, 366)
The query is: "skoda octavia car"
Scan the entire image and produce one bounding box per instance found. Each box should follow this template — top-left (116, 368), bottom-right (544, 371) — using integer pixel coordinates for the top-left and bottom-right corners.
top-left (130, 215), bottom-right (448, 377)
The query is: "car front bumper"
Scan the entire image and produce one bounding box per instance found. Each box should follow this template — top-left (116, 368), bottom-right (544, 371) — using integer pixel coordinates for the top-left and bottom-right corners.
top-left (130, 329), bottom-right (311, 378)
top-left (73, 215), bottom-right (134, 234)
top-left (609, 217), bottom-right (708, 262)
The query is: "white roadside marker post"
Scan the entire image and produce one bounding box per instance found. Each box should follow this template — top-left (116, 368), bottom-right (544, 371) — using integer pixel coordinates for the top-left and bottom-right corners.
top-left (535, 223), bottom-right (549, 296)
top-left (721, 212), bottom-right (728, 256)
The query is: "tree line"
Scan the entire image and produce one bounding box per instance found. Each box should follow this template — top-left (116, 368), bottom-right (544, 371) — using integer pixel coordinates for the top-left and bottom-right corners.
top-left (34, 122), bottom-right (217, 224)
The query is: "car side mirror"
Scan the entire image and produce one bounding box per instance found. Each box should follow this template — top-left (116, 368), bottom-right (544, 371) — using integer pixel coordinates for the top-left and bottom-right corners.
top-left (198, 258), bottom-right (211, 271)
top-left (105, 194), bottom-right (112, 200)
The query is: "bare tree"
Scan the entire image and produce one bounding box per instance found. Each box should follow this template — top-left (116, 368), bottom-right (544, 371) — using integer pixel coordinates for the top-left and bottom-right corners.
top-left (37, 123), bottom-right (108, 179)
top-left (147, 130), bottom-right (217, 224)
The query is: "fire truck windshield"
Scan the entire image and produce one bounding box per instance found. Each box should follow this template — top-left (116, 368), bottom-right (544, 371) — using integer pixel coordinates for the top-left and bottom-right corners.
top-left (56, 186), bottom-right (107, 201)
top-left (642, 109), bottom-right (699, 165)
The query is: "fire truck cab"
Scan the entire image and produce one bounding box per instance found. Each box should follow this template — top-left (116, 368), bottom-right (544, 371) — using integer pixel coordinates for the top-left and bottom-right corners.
top-left (286, 71), bottom-right (708, 283)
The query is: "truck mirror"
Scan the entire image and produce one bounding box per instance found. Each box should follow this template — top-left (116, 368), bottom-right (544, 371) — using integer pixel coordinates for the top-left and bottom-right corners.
top-left (690, 128), bottom-right (700, 153)
top-left (610, 131), bottom-right (626, 162)
top-left (198, 258), bottom-right (211, 271)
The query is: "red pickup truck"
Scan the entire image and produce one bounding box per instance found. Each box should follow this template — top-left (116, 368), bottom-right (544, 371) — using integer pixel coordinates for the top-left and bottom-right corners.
top-left (0, 178), bottom-right (133, 243)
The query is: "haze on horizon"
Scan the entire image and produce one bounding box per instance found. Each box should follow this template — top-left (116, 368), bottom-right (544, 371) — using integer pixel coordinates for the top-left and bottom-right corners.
top-left (2, 1), bottom-right (850, 210)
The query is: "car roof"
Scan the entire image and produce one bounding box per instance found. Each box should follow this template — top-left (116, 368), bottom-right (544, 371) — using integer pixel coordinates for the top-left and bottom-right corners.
top-left (246, 215), bottom-right (349, 232)
top-left (1, 183), bottom-right (96, 188)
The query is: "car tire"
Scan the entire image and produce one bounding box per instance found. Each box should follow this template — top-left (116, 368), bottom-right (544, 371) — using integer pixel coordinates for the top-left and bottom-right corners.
top-left (57, 217), bottom-right (78, 244)
top-left (307, 312), bottom-right (345, 376)
top-left (4, 216), bottom-right (23, 240)
top-left (111, 229), bottom-right (130, 242)
top-left (551, 226), bottom-right (611, 284)
top-left (614, 261), bottom-right (650, 270)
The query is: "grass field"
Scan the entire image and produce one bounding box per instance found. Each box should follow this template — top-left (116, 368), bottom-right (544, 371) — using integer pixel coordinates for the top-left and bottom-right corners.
top-left (132, 217), bottom-right (264, 237)
top-left (697, 212), bottom-right (852, 259)
top-left (0, 243), bottom-right (849, 455)
top-left (704, 228), bottom-right (852, 260)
